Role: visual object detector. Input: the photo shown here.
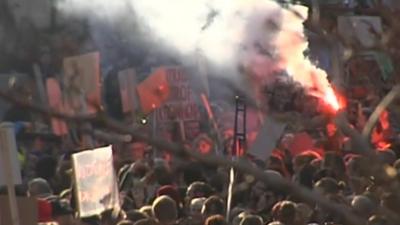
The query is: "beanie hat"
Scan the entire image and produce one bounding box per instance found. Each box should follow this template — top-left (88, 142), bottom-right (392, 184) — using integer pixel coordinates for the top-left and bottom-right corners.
top-left (157, 185), bottom-right (180, 205)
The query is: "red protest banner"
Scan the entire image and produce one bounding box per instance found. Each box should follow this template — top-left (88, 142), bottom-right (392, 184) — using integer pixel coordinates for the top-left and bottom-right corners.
top-left (152, 67), bottom-right (201, 140)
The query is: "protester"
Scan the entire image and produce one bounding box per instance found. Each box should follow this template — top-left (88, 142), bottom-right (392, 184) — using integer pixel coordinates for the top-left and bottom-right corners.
top-left (152, 196), bottom-right (178, 225)
top-left (3, 51), bottom-right (400, 225)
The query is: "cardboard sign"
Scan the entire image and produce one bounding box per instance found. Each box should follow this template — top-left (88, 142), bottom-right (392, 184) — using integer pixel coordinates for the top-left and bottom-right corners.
top-left (0, 123), bottom-right (22, 186)
top-left (46, 78), bottom-right (68, 136)
top-left (72, 146), bottom-right (119, 217)
top-left (119, 69), bottom-right (139, 114)
top-left (150, 67), bottom-right (201, 140)
top-left (63, 52), bottom-right (101, 114)
top-left (248, 116), bottom-right (286, 160)
top-left (0, 196), bottom-right (37, 225)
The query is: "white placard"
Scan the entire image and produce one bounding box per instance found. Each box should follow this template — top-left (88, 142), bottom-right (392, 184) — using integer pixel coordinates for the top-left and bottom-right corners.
top-left (72, 146), bottom-right (119, 217)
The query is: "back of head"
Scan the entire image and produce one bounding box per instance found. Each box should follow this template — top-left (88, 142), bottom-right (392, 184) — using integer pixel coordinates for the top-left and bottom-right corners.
top-left (351, 195), bottom-right (376, 218)
top-left (190, 197), bottom-right (206, 215)
top-left (314, 177), bottom-right (340, 195)
top-left (152, 195), bottom-right (177, 225)
top-left (126, 210), bottom-right (148, 223)
top-left (239, 215), bottom-right (263, 225)
top-left (202, 196), bottom-right (225, 217)
top-left (28, 178), bottom-right (52, 198)
top-left (274, 201), bottom-right (296, 225)
top-left (205, 215), bottom-right (227, 225)
top-left (298, 164), bottom-right (317, 189)
top-left (295, 203), bottom-right (312, 225)
top-left (186, 182), bottom-right (213, 200)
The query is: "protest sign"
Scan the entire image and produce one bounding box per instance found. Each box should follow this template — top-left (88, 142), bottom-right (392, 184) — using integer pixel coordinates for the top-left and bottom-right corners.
top-left (248, 116), bottom-right (286, 160)
top-left (119, 68), bottom-right (139, 114)
top-left (63, 52), bottom-right (101, 114)
top-left (141, 66), bottom-right (201, 140)
top-left (0, 123), bottom-right (22, 225)
top-left (0, 196), bottom-right (37, 225)
top-left (0, 123), bottom-right (22, 187)
top-left (46, 78), bottom-right (68, 136)
top-left (72, 146), bottom-right (119, 217)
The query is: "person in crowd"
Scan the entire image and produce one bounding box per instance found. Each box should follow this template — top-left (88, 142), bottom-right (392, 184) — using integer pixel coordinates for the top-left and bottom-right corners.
top-left (271, 201), bottom-right (297, 225)
top-left (201, 195), bottom-right (226, 218)
top-left (239, 215), bottom-right (263, 225)
top-left (152, 195), bottom-right (178, 225)
top-left (50, 198), bottom-right (76, 225)
top-left (27, 177), bottom-right (53, 199)
top-left (204, 215), bottom-right (227, 225)
top-left (126, 210), bottom-right (148, 223)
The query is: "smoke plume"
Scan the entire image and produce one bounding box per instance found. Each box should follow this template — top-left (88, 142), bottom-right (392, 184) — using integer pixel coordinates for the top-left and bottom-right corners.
top-left (57, 0), bottom-right (339, 109)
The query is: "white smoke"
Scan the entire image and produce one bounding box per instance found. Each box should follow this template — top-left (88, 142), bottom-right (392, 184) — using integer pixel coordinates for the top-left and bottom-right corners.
top-left (58, 0), bottom-right (285, 68)
top-left (57, 0), bottom-right (338, 108)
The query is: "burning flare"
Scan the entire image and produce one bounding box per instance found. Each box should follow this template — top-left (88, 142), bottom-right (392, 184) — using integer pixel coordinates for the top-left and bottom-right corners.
top-left (325, 89), bottom-right (340, 111)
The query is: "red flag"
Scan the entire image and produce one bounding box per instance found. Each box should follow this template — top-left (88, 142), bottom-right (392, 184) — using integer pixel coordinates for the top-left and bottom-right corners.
top-left (137, 67), bottom-right (171, 114)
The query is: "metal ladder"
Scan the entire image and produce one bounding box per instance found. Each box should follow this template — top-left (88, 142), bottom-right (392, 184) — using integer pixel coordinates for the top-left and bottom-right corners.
top-left (231, 96), bottom-right (247, 157)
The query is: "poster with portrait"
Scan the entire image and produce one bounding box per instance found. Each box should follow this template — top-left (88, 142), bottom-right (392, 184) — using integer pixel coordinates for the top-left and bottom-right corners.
top-left (63, 52), bottom-right (101, 114)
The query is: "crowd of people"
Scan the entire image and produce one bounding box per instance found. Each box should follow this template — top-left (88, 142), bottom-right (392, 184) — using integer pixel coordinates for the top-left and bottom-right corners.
top-left (3, 103), bottom-right (400, 225)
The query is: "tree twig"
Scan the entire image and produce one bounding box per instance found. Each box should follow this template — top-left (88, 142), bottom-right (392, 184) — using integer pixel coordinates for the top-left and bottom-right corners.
top-left (362, 85), bottom-right (400, 138)
top-left (0, 90), bottom-right (366, 225)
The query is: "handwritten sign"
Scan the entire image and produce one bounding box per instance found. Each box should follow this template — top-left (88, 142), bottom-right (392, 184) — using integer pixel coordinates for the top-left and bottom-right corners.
top-left (72, 146), bottom-right (119, 217)
top-left (154, 67), bottom-right (201, 140)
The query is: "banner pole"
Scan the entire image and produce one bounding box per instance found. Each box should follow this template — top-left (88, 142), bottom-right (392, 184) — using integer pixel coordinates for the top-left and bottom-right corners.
top-left (0, 123), bottom-right (21, 225)
top-left (80, 92), bottom-right (94, 148)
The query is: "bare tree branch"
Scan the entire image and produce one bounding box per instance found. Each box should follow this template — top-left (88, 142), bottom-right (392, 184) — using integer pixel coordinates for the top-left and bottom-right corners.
top-left (0, 90), bottom-right (366, 225)
top-left (362, 85), bottom-right (400, 138)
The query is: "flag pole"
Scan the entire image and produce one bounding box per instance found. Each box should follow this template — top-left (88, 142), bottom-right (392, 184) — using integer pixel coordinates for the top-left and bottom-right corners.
top-left (226, 96), bottom-right (246, 221)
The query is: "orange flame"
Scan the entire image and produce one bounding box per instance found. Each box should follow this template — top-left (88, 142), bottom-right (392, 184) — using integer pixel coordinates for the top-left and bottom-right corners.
top-left (324, 88), bottom-right (340, 111)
